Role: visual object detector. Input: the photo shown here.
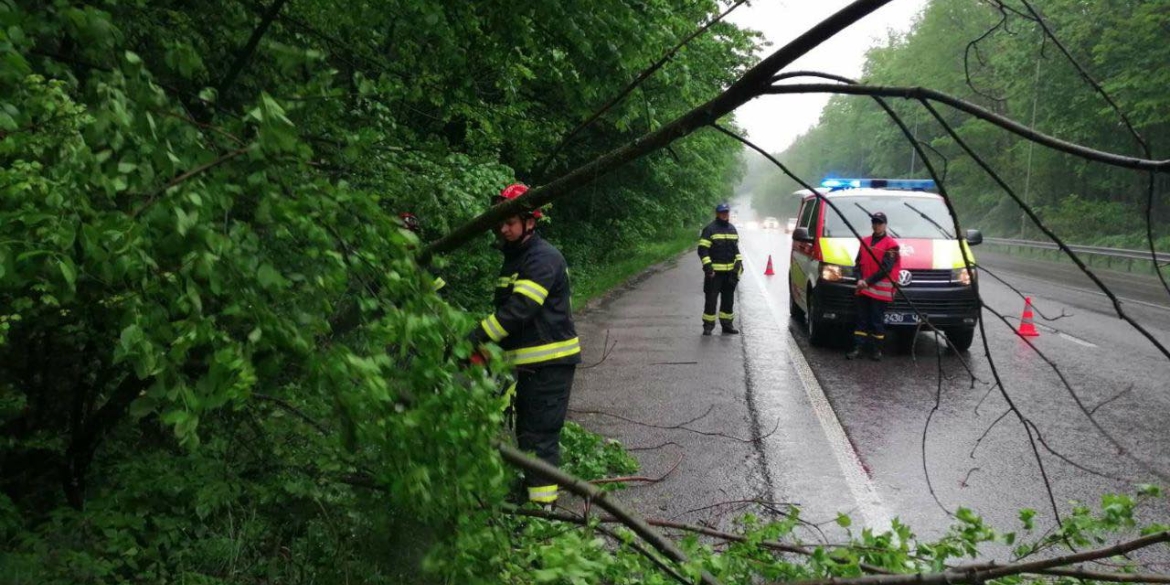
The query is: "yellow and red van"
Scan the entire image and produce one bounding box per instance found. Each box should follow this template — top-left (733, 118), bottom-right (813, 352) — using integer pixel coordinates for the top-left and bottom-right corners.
top-left (788, 179), bottom-right (983, 350)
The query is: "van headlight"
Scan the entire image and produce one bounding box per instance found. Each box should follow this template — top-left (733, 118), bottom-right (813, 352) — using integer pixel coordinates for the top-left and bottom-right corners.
top-left (821, 264), bottom-right (849, 282)
top-left (953, 267), bottom-right (977, 286)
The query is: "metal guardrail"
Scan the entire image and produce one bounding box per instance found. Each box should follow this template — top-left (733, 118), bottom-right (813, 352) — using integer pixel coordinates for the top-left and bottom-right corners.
top-left (983, 237), bottom-right (1170, 265)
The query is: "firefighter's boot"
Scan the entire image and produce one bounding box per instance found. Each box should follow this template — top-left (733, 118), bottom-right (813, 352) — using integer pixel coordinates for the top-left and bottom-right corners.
top-left (846, 347), bottom-right (863, 360)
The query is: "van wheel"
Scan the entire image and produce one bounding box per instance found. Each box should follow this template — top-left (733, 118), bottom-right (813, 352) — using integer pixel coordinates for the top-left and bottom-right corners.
top-left (806, 286), bottom-right (833, 347)
top-left (789, 273), bottom-right (804, 321)
top-left (944, 327), bottom-right (976, 352)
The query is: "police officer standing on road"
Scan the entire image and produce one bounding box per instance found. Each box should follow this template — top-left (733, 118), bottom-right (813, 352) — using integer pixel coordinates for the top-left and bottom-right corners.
top-left (848, 211), bottom-right (900, 361)
top-left (468, 184), bottom-right (581, 508)
top-left (697, 202), bottom-right (743, 336)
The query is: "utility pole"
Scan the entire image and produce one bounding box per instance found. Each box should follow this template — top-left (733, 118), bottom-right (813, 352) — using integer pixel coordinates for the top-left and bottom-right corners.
top-left (1021, 46), bottom-right (1043, 239)
top-left (908, 117), bottom-right (919, 175)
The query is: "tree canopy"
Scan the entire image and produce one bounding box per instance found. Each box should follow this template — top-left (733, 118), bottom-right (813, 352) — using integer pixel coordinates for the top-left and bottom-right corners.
top-left (753, 0), bottom-right (1170, 248)
top-left (1, 0), bottom-right (754, 581)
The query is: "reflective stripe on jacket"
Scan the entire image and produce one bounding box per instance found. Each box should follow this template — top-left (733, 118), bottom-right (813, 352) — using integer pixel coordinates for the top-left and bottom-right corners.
top-left (470, 234), bottom-right (581, 366)
top-left (856, 234), bottom-right (900, 302)
top-left (697, 220), bottom-right (742, 272)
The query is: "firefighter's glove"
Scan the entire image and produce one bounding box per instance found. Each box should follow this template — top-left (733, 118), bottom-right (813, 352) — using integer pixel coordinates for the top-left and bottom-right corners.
top-left (734, 261), bottom-right (743, 276)
top-left (465, 348), bottom-right (488, 368)
top-left (704, 265), bottom-right (714, 278)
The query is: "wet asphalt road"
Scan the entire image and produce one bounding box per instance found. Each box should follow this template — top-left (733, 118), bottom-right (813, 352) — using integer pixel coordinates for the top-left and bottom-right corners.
top-left (567, 226), bottom-right (1170, 540)
top-left (738, 227), bottom-right (1170, 537)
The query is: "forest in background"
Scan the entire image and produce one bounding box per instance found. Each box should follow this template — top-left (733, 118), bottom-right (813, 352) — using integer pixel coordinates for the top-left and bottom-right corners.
top-left (749, 0), bottom-right (1170, 249)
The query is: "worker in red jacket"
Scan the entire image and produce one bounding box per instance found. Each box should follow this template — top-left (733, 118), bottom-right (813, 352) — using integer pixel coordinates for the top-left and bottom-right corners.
top-left (848, 211), bottom-right (900, 361)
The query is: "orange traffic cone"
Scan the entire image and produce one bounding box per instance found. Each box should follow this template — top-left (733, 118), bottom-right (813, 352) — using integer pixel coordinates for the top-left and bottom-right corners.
top-left (1018, 297), bottom-right (1040, 337)
top-left (764, 255), bottom-right (775, 276)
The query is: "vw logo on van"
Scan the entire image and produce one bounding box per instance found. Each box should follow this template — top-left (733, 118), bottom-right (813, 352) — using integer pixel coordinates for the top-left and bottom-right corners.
top-left (897, 270), bottom-right (913, 286)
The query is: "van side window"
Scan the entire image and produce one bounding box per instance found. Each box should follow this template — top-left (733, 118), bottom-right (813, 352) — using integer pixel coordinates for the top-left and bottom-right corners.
top-left (798, 198), bottom-right (816, 230)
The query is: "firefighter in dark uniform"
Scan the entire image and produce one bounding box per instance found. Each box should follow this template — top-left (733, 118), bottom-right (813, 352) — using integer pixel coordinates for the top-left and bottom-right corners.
top-left (468, 184), bottom-right (580, 507)
top-left (697, 202), bottom-right (742, 335)
top-left (847, 211), bottom-right (900, 361)
top-left (399, 212), bottom-right (446, 292)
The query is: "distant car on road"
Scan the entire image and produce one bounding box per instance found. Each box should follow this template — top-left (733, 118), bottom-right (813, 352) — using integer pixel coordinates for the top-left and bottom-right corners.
top-left (785, 218), bottom-right (797, 233)
top-left (762, 217), bottom-right (780, 230)
top-left (789, 178), bottom-right (984, 351)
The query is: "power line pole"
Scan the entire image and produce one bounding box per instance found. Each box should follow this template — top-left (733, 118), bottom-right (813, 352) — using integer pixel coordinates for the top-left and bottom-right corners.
top-left (908, 117), bottom-right (919, 175)
top-left (1021, 46), bottom-right (1043, 239)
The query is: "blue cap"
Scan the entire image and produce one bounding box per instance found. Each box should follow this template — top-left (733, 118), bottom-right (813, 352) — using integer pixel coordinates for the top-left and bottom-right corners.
top-left (715, 203), bottom-right (731, 213)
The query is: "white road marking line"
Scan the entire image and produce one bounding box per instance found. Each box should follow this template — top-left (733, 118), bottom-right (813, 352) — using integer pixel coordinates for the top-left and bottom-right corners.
top-left (987, 264), bottom-right (1170, 312)
top-left (1007, 314), bottom-right (1100, 348)
top-left (1058, 332), bottom-right (1098, 348)
top-left (743, 252), bottom-right (894, 532)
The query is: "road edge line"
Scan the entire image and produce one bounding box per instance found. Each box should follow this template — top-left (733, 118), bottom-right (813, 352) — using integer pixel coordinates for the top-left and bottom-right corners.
top-left (743, 251), bottom-right (893, 531)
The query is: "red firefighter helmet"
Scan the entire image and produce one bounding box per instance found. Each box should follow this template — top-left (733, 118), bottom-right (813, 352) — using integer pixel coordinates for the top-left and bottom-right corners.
top-left (399, 212), bottom-right (420, 232)
top-left (494, 183), bottom-right (542, 219)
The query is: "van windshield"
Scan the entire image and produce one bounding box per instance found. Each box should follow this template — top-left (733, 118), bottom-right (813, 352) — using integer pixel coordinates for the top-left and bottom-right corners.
top-left (821, 195), bottom-right (956, 239)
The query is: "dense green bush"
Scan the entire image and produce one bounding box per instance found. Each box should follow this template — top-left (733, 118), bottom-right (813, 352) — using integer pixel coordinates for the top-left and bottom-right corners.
top-left (0, 0), bottom-right (754, 581)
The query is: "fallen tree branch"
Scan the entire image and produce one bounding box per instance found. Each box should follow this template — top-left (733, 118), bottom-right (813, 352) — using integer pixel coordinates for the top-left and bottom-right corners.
top-left (573, 404), bottom-right (780, 444)
top-left (130, 147), bottom-right (250, 218)
top-left (1014, 0), bottom-right (1170, 304)
top-left (535, 0), bottom-right (751, 180)
top-left (766, 70), bottom-right (1069, 525)
top-left (417, 0), bottom-right (897, 263)
top-left (217, 0), bottom-right (290, 99)
top-left (915, 98), bottom-right (1170, 360)
top-left (593, 523), bottom-right (692, 585)
top-left (1036, 566), bottom-right (1170, 584)
top-left (763, 83), bottom-right (1170, 173)
top-left (770, 531), bottom-right (1170, 585)
top-left (591, 451), bottom-right (684, 486)
top-left (510, 507), bottom-right (895, 575)
top-left (497, 443), bottom-right (725, 585)
top-left (254, 393), bottom-right (329, 435)
top-left (628, 440), bottom-right (684, 452)
top-left (982, 293), bottom-right (1168, 483)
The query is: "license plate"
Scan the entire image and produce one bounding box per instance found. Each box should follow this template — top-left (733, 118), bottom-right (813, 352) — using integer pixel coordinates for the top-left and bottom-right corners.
top-left (883, 312), bottom-right (920, 324)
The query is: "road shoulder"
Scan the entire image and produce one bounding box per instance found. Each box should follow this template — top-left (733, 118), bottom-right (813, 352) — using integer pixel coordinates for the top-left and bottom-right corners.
top-left (570, 253), bottom-right (771, 526)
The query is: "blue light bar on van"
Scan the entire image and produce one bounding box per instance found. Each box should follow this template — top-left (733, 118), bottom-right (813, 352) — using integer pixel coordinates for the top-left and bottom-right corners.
top-left (819, 178), bottom-right (937, 191)
top-left (819, 179), bottom-right (861, 189)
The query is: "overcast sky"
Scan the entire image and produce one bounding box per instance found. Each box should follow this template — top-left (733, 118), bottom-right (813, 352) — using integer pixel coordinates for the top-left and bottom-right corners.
top-left (726, 0), bottom-right (929, 154)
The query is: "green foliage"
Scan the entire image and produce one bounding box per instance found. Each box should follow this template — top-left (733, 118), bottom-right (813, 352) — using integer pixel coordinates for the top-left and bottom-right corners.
top-left (559, 421), bottom-right (639, 483)
top-left (755, 0), bottom-right (1170, 245)
top-left (0, 0), bottom-right (754, 582)
top-left (6, 0), bottom-right (1158, 583)
top-left (430, 487), bottom-right (1170, 585)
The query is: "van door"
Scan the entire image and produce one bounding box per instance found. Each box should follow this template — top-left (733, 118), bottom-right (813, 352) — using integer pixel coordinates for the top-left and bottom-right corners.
top-left (790, 196), bottom-right (818, 308)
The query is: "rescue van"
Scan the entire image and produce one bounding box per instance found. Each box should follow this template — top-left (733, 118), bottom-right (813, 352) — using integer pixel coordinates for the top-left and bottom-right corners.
top-left (788, 178), bottom-right (983, 350)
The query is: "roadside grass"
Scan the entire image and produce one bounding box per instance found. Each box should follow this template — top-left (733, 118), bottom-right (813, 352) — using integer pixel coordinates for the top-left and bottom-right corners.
top-left (571, 228), bottom-right (696, 308)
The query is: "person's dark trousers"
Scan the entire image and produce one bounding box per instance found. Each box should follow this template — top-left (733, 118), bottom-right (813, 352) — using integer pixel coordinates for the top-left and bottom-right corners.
top-left (852, 294), bottom-right (889, 351)
top-left (514, 364), bottom-right (576, 503)
top-left (703, 272), bottom-right (738, 330)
